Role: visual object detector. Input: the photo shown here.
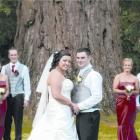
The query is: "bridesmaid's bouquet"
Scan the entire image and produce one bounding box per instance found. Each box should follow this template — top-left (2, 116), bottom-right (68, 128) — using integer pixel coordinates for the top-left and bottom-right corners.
top-left (0, 87), bottom-right (5, 104)
top-left (125, 85), bottom-right (134, 100)
top-left (125, 85), bottom-right (134, 93)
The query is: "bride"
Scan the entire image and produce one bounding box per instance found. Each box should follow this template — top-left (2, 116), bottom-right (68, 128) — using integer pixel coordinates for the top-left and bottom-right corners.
top-left (28, 50), bottom-right (79, 140)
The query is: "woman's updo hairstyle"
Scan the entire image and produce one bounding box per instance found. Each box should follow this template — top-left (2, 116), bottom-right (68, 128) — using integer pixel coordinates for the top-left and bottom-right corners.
top-left (50, 47), bottom-right (71, 71)
top-left (122, 58), bottom-right (133, 66)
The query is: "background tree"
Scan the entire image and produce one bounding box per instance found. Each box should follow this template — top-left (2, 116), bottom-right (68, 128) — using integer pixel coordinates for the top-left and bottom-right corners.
top-left (14, 0), bottom-right (121, 116)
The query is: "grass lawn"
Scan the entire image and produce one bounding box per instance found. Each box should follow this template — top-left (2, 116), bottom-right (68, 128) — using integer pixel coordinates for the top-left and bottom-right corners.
top-left (11, 113), bottom-right (140, 140)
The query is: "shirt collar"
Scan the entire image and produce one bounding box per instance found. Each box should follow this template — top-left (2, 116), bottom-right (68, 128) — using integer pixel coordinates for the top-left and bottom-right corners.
top-left (10, 61), bottom-right (20, 68)
top-left (79, 63), bottom-right (93, 76)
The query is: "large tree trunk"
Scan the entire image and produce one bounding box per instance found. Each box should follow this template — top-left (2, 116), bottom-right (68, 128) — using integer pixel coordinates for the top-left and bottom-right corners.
top-left (14, 0), bottom-right (122, 116)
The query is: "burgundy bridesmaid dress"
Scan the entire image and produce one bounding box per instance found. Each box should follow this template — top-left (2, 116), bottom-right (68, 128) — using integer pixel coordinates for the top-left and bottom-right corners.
top-left (116, 82), bottom-right (138, 140)
top-left (0, 81), bottom-right (7, 140)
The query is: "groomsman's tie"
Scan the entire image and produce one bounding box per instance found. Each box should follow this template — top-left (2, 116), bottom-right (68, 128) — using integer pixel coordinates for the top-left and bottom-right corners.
top-left (12, 64), bottom-right (15, 72)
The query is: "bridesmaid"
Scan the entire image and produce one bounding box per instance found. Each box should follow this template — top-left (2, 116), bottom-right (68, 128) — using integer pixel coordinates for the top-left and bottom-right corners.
top-left (113, 58), bottom-right (139, 140)
top-left (0, 61), bottom-right (9, 140)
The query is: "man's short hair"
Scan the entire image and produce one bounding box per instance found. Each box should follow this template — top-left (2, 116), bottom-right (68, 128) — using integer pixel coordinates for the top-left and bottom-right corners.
top-left (8, 47), bottom-right (18, 54)
top-left (76, 47), bottom-right (91, 56)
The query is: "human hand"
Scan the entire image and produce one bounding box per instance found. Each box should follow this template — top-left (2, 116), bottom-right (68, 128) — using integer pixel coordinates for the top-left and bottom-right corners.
top-left (2, 94), bottom-right (7, 100)
top-left (24, 100), bottom-right (29, 107)
top-left (71, 103), bottom-right (80, 115)
top-left (125, 91), bottom-right (132, 101)
top-left (124, 90), bottom-right (131, 100)
top-left (0, 99), bottom-right (2, 104)
top-left (0, 94), bottom-right (7, 104)
top-left (127, 94), bottom-right (131, 101)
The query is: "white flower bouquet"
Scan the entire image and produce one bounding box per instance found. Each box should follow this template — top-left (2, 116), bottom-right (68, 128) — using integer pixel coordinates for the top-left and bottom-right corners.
top-left (0, 87), bottom-right (6, 104)
top-left (125, 85), bottom-right (134, 93)
top-left (125, 85), bottom-right (134, 100)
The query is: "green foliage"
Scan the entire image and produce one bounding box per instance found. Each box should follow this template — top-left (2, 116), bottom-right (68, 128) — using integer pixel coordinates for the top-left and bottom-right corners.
top-left (120, 0), bottom-right (140, 74)
top-left (0, 0), bottom-right (17, 15)
top-left (0, 0), bottom-right (17, 63)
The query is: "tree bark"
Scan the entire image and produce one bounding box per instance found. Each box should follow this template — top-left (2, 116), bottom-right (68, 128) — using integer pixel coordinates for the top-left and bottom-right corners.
top-left (14, 0), bottom-right (122, 116)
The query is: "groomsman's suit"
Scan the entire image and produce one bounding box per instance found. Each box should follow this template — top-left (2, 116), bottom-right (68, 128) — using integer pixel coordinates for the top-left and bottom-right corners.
top-left (1, 49), bottom-right (31, 140)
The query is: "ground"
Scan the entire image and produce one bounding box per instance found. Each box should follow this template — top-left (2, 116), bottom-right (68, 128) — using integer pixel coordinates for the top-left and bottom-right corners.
top-left (11, 113), bottom-right (140, 140)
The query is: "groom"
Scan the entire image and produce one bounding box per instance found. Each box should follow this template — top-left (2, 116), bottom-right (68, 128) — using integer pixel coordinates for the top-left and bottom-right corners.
top-left (1, 48), bottom-right (31, 140)
top-left (73, 48), bottom-right (103, 140)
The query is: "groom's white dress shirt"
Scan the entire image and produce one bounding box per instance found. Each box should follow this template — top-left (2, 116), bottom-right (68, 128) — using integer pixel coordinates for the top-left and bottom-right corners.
top-left (77, 64), bottom-right (103, 113)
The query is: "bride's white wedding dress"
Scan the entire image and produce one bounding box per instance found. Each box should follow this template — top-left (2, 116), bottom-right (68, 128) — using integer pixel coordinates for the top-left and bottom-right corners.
top-left (28, 79), bottom-right (79, 140)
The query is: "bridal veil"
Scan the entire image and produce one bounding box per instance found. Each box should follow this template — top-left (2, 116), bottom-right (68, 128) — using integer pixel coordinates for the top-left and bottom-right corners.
top-left (32, 54), bottom-right (54, 128)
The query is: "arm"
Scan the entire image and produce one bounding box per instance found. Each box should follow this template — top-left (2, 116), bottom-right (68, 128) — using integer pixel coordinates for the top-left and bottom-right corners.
top-left (77, 72), bottom-right (103, 111)
top-left (2, 75), bottom-right (9, 100)
top-left (1, 66), bottom-right (6, 74)
top-left (49, 72), bottom-right (72, 107)
top-left (113, 74), bottom-right (126, 94)
top-left (23, 66), bottom-right (31, 104)
top-left (137, 73), bottom-right (140, 85)
top-left (133, 78), bottom-right (139, 94)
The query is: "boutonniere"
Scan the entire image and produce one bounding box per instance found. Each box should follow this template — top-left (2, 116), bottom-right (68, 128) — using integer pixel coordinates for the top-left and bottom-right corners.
top-left (13, 70), bottom-right (19, 76)
top-left (76, 75), bottom-right (83, 84)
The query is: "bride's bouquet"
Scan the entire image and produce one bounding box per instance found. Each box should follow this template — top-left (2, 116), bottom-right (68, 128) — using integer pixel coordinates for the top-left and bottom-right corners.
top-left (0, 87), bottom-right (5, 104)
top-left (125, 85), bottom-right (134, 100)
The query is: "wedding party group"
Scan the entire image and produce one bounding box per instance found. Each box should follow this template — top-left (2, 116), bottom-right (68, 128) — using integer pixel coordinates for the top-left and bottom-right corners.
top-left (0, 47), bottom-right (140, 140)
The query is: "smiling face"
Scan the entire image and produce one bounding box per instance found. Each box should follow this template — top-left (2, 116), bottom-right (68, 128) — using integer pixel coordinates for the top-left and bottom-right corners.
top-left (58, 55), bottom-right (71, 72)
top-left (8, 49), bottom-right (19, 64)
top-left (123, 59), bottom-right (133, 73)
top-left (76, 52), bottom-right (91, 69)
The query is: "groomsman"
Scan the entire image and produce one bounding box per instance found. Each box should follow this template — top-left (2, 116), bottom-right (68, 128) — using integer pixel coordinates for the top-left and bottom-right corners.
top-left (73, 48), bottom-right (103, 140)
top-left (1, 48), bottom-right (31, 140)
